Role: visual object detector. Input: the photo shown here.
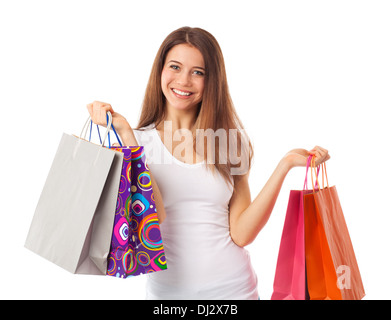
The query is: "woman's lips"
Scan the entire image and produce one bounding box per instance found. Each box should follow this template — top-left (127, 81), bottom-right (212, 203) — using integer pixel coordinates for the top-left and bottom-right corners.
top-left (171, 88), bottom-right (193, 99)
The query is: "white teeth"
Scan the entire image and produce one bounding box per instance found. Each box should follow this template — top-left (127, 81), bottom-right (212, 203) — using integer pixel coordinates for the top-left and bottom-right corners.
top-left (172, 88), bottom-right (191, 96)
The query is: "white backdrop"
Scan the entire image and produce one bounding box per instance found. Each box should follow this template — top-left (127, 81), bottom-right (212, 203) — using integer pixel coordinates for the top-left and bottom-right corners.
top-left (1, 0), bottom-right (390, 300)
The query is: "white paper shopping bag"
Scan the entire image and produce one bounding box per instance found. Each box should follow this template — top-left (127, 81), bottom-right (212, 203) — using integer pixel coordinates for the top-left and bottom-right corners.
top-left (25, 112), bottom-right (123, 275)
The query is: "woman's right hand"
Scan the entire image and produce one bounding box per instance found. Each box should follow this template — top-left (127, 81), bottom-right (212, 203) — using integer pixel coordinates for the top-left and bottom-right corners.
top-left (86, 101), bottom-right (128, 132)
top-left (86, 101), bottom-right (138, 147)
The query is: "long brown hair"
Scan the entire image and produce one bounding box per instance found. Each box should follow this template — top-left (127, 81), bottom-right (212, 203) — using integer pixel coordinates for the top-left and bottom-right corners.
top-left (136, 26), bottom-right (254, 188)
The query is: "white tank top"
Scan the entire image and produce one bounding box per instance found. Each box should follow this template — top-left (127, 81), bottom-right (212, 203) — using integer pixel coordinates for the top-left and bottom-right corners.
top-left (133, 124), bottom-right (258, 300)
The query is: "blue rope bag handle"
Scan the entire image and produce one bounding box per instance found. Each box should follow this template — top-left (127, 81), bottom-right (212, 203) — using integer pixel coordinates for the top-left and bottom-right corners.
top-left (88, 114), bottom-right (123, 148)
top-left (107, 114), bottom-right (123, 148)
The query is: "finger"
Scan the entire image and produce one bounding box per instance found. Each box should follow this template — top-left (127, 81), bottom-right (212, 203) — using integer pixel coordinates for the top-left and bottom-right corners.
top-left (314, 151), bottom-right (322, 161)
top-left (310, 148), bottom-right (321, 157)
top-left (311, 146), bottom-right (328, 156)
top-left (90, 101), bottom-right (114, 126)
top-left (321, 150), bottom-right (329, 162)
top-left (86, 103), bottom-right (93, 117)
top-left (312, 151), bottom-right (323, 166)
top-left (98, 103), bottom-right (113, 120)
top-left (90, 102), bottom-right (102, 124)
top-left (309, 147), bottom-right (318, 155)
top-left (317, 146), bottom-right (328, 154)
top-left (100, 105), bottom-right (114, 125)
top-left (312, 146), bottom-right (329, 158)
top-left (310, 146), bottom-right (320, 154)
top-left (316, 152), bottom-right (331, 165)
top-left (93, 101), bottom-right (113, 112)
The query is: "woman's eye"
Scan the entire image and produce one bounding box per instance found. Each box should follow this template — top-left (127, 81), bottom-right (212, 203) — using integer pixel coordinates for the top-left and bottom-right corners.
top-left (169, 64), bottom-right (180, 70)
top-left (194, 70), bottom-right (204, 76)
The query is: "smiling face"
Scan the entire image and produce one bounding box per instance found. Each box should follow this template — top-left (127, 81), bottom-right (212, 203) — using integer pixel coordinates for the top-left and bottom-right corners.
top-left (161, 44), bottom-right (205, 113)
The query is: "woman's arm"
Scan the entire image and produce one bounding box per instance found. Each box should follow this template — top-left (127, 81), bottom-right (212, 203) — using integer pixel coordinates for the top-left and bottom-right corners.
top-left (229, 147), bottom-right (329, 247)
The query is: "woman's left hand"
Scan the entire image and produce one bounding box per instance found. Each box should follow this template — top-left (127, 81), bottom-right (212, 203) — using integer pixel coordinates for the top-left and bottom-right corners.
top-left (283, 146), bottom-right (330, 169)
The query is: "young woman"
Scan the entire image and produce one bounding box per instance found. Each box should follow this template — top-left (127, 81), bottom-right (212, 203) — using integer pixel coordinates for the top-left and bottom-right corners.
top-left (87, 26), bottom-right (330, 300)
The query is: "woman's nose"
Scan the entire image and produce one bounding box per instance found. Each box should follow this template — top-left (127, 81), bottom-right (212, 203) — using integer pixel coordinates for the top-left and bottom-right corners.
top-left (175, 71), bottom-right (191, 87)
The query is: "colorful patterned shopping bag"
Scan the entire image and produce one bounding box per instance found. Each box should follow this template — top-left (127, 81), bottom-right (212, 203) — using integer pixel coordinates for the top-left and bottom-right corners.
top-left (106, 146), bottom-right (167, 278)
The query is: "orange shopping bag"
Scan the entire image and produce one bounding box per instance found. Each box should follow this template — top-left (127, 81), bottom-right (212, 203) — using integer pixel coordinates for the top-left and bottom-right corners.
top-left (304, 191), bottom-right (342, 299)
top-left (304, 156), bottom-right (365, 300)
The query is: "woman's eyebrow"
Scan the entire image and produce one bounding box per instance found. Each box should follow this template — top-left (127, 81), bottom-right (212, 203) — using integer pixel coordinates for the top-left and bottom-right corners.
top-left (167, 60), bottom-right (205, 70)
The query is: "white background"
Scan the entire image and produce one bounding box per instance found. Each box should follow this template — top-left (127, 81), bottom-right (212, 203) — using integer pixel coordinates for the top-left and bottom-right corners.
top-left (1, 0), bottom-right (390, 300)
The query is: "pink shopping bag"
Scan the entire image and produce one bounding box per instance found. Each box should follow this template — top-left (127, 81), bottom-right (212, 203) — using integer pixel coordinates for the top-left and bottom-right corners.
top-left (271, 156), bottom-right (318, 300)
top-left (271, 189), bottom-right (307, 300)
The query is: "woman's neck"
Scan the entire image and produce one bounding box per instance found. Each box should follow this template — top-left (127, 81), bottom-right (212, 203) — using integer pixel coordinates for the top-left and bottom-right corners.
top-left (157, 105), bottom-right (199, 133)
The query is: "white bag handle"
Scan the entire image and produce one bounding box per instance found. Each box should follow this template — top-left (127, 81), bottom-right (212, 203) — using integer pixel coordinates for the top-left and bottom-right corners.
top-left (80, 111), bottom-right (113, 147)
